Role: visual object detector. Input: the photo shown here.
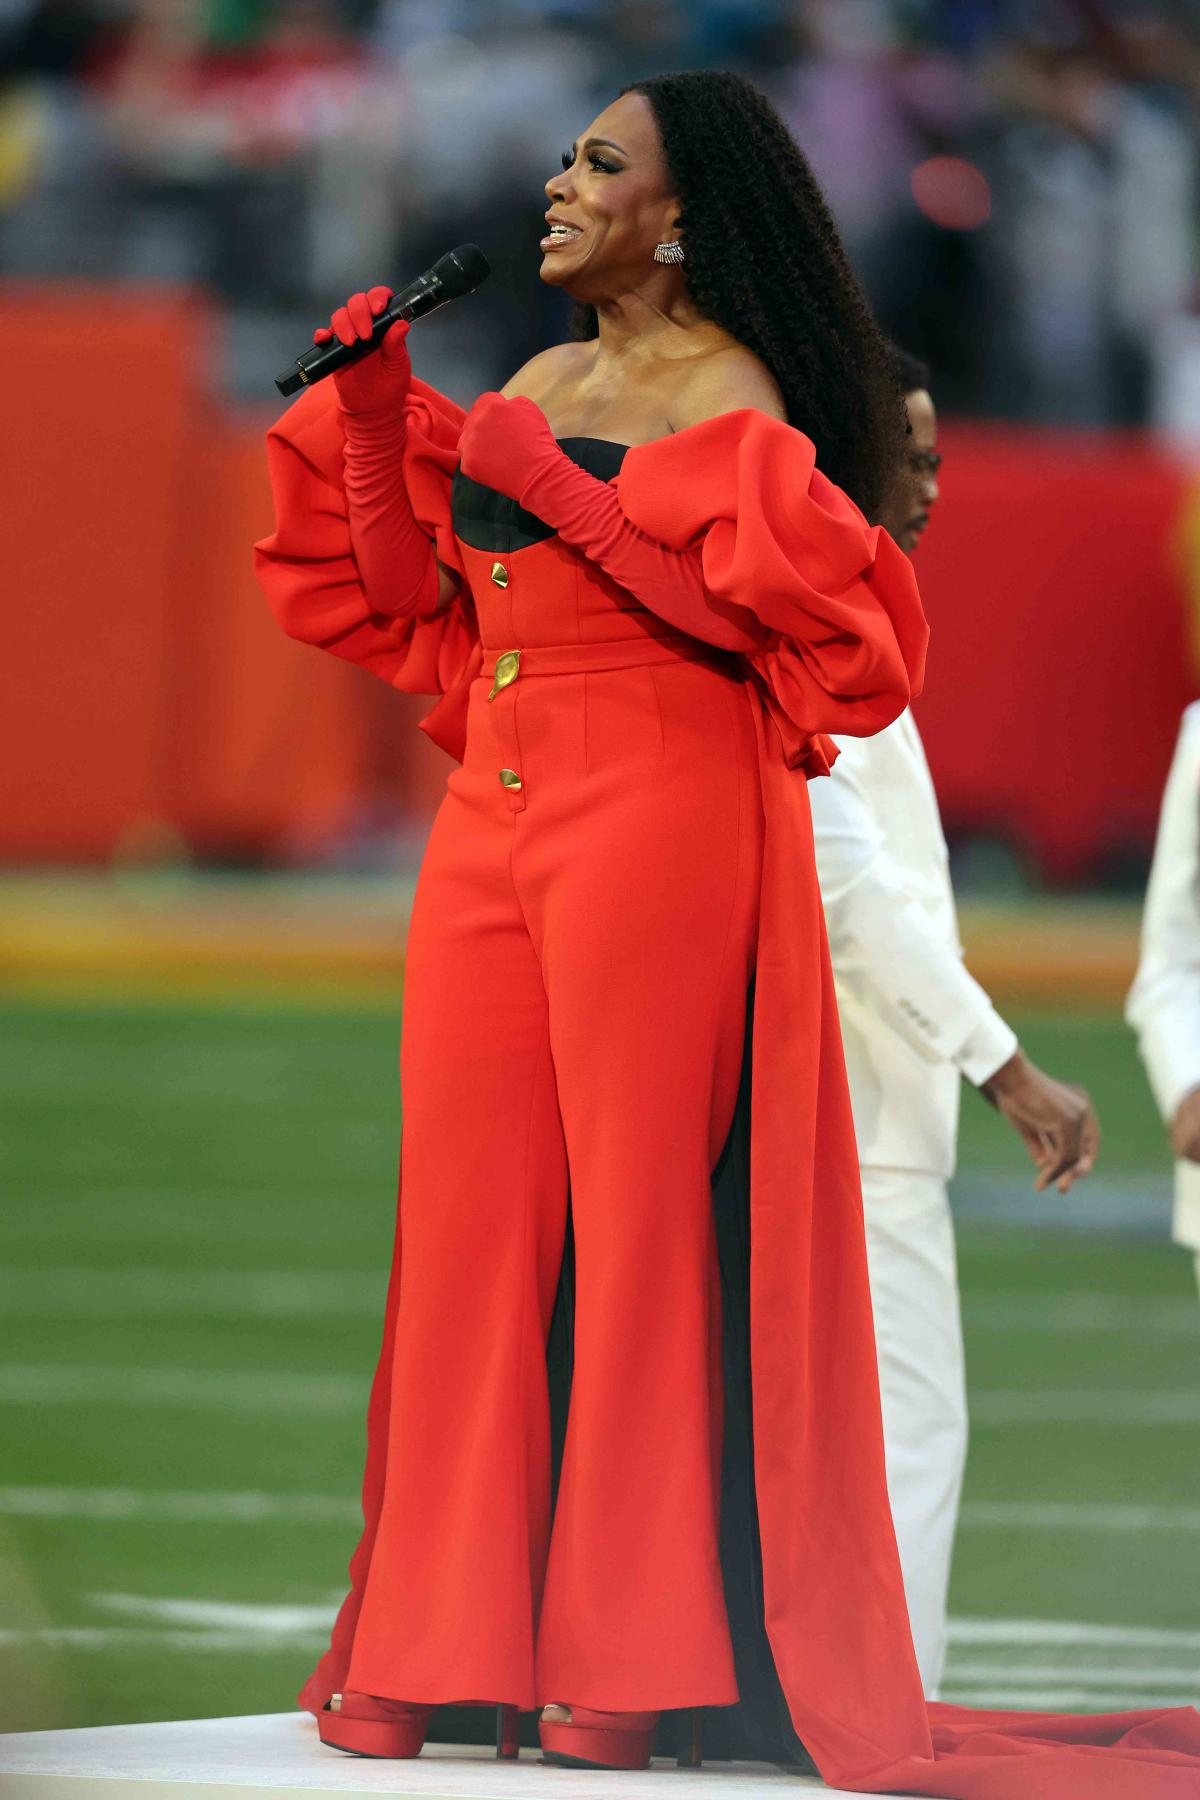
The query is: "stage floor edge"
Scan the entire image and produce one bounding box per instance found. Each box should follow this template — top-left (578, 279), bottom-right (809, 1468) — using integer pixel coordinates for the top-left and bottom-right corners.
top-left (0, 1712), bottom-right (923, 1799)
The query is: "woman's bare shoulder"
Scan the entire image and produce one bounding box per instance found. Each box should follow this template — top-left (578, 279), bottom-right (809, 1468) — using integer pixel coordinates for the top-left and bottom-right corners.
top-left (501, 341), bottom-right (593, 400)
top-left (668, 343), bottom-right (786, 431)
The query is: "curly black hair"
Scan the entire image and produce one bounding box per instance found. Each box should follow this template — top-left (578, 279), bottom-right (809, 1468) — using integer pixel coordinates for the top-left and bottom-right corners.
top-left (890, 343), bottom-right (933, 398)
top-left (572, 70), bottom-right (904, 519)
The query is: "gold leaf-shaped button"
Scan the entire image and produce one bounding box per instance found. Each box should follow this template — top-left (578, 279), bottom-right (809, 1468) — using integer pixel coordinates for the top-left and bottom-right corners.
top-left (498, 768), bottom-right (522, 791)
top-left (488, 650), bottom-right (521, 700)
top-left (490, 560), bottom-right (509, 588)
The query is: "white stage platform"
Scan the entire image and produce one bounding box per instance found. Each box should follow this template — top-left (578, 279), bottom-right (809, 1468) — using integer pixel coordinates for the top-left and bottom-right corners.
top-left (0, 1713), bottom-right (922, 1800)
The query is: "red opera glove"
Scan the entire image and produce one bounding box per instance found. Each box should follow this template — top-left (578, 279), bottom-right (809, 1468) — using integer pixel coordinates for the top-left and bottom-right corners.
top-left (458, 392), bottom-right (761, 651)
top-left (458, 391), bottom-right (563, 501)
top-left (311, 289), bottom-right (436, 618)
top-left (315, 285), bottom-right (412, 416)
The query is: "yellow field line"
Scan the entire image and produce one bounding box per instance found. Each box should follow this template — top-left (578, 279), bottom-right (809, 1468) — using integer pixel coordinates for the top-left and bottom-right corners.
top-left (0, 893), bottom-right (1142, 1005)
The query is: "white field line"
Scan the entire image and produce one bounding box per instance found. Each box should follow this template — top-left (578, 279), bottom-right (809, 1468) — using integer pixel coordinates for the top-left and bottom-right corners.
top-left (0, 1638), bottom-right (1187, 1706)
top-left (5, 1596), bottom-right (1198, 1710)
top-left (945, 1663), bottom-right (1198, 1691)
top-left (948, 1620), bottom-right (1200, 1651)
top-left (965, 1294), bottom-right (1198, 1337)
top-left (0, 1486), bottom-right (361, 1523)
top-left (89, 1598), bottom-right (1194, 1677)
top-left (3, 1271), bottom-right (1194, 1334)
top-left (9, 1641), bottom-right (1173, 1706)
top-left (0, 1366), bottom-right (364, 1411)
top-left (971, 1391), bottom-right (1200, 1425)
top-left (943, 1618), bottom-right (1200, 1710)
top-left (4, 1189), bottom-right (367, 1204)
top-left (3, 1195), bottom-right (375, 1245)
top-left (939, 1687), bottom-right (1198, 1710)
top-left (96, 1600), bottom-right (1194, 1693)
top-left (4, 1364), bottom-right (1194, 1425)
top-left (0, 1627), bottom-right (331, 1653)
top-left (959, 1501), bottom-right (1200, 1532)
top-left (0, 1067), bottom-right (386, 1112)
top-left (6, 1485), bottom-right (1200, 1538)
top-left (8, 1486), bottom-right (1200, 1537)
top-left (91, 1594), bottom-right (337, 1632)
top-left (0, 1593), bottom-right (339, 1653)
top-left (0, 1642), bottom-right (1190, 1711)
top-left (0, 1269), bottom-right (381, 1317)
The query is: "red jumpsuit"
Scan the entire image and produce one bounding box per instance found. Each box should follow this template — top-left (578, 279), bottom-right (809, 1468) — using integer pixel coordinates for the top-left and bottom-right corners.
top-left (256, 380), bottom-right (1200, 1797)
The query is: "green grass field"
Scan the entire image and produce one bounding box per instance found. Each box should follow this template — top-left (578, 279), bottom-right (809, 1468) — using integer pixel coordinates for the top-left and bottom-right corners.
top-left (1, 995), bottom-right (1197, 1734)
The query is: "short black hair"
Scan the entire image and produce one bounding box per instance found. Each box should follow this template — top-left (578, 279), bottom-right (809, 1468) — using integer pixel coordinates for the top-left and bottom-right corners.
top-left (890, 343), bottom-right (932, 399)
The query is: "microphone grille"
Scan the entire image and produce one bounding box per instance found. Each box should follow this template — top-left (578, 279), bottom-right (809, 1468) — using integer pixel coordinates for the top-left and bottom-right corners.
top-left (435, 244), bottom-right (491, 298)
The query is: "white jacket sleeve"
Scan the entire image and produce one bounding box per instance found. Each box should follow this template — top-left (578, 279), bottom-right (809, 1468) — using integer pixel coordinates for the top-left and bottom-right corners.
top-left (809, 734), bottom-right (1017, 1087)
top-left (1126, 703), bottom-right (1200, 1121)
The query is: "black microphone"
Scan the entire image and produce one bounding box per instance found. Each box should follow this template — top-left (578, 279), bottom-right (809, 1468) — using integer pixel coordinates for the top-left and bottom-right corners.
top-left (274, 244), bottom-right (491, 397)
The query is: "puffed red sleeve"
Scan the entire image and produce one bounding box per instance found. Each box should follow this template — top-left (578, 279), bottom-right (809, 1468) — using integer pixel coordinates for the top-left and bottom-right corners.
top-left (253, 377), bottom-right (481, 762)
top-left (616, 409), bottom-right (928, 775)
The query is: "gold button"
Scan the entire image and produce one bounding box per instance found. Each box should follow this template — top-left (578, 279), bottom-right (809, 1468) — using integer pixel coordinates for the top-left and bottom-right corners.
top-left (488, 650), bottom-right (521, 700)
top-left (498, 768), bottom-right (522, 791)
top-left (490, 560), bottom-right (509, 588)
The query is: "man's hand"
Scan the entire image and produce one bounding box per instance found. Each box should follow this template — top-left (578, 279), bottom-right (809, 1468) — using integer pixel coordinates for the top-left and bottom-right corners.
top-left (980, 1048), bottom-right (1100, 1194)
top-left (1170, 1085), bottom-right (1200, 1162)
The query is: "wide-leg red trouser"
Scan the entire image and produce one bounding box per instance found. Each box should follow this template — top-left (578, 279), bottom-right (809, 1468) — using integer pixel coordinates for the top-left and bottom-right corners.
top-left (343, 643), bottom-right (764, 1713)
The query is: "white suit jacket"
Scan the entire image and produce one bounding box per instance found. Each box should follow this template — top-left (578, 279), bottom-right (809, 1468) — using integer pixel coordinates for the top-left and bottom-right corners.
top-left (809, 710), bottom-right (1017, 1178)
top-left (1126, 701), bottom-right (1200, 1248)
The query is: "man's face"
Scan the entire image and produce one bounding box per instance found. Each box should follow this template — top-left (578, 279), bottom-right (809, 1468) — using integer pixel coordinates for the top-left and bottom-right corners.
top-left (880, 387), bottom-right (940, 555)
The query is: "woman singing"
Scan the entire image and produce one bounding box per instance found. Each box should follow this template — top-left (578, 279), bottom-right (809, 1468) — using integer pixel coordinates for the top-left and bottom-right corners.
top-left (256, 70), bottom-right (1198, 1799)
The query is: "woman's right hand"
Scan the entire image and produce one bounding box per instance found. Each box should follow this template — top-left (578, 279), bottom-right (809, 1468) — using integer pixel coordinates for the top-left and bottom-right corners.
top-left (315, 287), bottom-right (412, 415)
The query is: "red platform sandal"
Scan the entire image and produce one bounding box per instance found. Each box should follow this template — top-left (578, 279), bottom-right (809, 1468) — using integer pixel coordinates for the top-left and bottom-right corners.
top-left (318, 1693), bottom-right (431, 1759)
top-left (538, 1704), bottom-right (661, 1770)
top-left (319, 1694), bottom-right (520, 1760)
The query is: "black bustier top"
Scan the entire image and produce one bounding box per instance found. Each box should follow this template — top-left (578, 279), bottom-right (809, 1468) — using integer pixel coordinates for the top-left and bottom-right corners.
top-left (450, 438), bottom-right (629, 555)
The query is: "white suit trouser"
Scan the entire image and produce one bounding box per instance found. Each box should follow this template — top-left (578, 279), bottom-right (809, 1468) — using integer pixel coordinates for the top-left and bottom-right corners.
top-left (860, 1167), bottom-right (968, 1699)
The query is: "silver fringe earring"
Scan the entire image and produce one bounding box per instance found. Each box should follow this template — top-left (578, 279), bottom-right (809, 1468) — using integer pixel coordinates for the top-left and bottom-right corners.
top-left (653, 240), bottom-right (685, 265)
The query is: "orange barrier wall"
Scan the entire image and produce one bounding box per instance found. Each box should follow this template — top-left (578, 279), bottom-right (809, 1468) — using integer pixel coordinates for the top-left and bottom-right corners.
top-left (1, 284), bottom-right (446, 865)
top-left (2, 285), bottom-right (1196, 876)
top-left (913, 421), bottom-right (1199, 881)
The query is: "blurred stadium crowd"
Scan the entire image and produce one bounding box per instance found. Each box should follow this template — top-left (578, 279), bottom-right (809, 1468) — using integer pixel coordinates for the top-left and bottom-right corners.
top-left (6, 0), bottom-right (1200, 420)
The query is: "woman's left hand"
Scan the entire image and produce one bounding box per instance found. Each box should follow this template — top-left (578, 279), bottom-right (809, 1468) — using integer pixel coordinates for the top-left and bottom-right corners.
top-left (458, 392), bottom-right (561, 504)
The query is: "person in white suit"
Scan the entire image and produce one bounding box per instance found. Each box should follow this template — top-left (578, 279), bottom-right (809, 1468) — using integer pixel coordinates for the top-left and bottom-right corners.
top-left (1127, 702), bottom-right (1200, 1288)
top-left (809, 348), bottom-right (1100, 1698)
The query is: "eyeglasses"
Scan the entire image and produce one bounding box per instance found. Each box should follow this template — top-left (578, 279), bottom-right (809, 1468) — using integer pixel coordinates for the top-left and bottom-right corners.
top-left (908, 450), bottom-right (942, 476)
